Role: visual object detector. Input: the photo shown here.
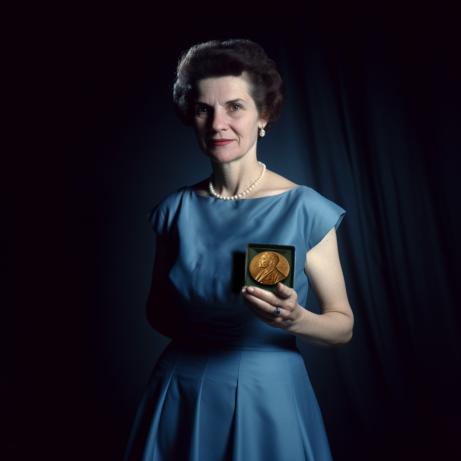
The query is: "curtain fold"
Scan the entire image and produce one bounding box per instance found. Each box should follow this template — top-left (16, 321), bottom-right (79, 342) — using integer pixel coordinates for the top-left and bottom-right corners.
top-left (271, 27), bottom-right (461, 460)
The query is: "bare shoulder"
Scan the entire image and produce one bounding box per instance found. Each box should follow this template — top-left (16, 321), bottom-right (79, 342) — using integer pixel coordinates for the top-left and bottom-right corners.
top-left (265, 169), bottom-right (298, 190)
top-left (252, 169), bottom-right (299, 197)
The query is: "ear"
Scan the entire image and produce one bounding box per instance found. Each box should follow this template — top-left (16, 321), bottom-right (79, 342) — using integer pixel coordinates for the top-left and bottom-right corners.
top-left (257, 108), bottom-right (268, 127)
top-left (258, 117), bottom-right (268, 130)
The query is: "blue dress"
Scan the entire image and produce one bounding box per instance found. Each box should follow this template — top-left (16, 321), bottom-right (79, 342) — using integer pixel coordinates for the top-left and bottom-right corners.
top-left (124, 185), bottom-right (346, 461)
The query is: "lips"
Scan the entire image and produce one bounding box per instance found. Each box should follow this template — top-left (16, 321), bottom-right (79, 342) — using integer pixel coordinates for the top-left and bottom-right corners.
top-left (209, 139), bottom-right (234, 146)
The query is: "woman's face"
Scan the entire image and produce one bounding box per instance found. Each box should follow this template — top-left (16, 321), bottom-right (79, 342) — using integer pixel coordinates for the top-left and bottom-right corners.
top-left (192, 74), bottom-right (266, 164)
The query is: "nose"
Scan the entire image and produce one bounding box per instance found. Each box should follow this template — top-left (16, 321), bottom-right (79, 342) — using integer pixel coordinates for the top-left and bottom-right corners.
top-left (210, 108), bottom-right (228, 132)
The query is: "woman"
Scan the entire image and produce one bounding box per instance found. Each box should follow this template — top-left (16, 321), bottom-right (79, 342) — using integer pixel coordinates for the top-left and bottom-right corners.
top-left (124, 39), bottom-right (354, 461)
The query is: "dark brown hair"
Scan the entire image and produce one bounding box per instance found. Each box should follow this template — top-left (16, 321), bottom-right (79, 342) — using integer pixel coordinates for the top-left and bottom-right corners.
top-left (173, 39), bottom-right (284, 131)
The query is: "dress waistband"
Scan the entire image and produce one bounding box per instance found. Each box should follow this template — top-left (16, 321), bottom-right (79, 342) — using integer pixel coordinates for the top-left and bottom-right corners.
top-left (170, 337), bottom-right (299, 353)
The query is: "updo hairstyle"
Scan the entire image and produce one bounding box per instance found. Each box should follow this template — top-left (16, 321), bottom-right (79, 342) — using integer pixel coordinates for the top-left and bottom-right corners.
top-left (172, 39), bottom-right (284, 131)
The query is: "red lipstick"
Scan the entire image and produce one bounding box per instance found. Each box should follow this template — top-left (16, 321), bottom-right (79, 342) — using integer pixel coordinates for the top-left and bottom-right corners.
top-left (210, 139), bottom-right (234, 146)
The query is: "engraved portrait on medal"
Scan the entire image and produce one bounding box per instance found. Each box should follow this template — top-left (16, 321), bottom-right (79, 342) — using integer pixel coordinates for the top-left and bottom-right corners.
top-left (244, 244), bottom-right (295, 292)
top-left (249, 251), bottom-right (290, 285)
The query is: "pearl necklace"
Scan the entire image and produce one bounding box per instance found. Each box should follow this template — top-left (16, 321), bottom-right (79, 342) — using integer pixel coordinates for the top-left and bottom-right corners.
top-left (208, 161), bottom-right (266, 200)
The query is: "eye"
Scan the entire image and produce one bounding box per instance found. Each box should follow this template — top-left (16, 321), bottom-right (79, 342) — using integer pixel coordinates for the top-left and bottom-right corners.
top-left (195, 104), bottom-right (210, 115)
top-left (229, 103), bottom-right (242, 112)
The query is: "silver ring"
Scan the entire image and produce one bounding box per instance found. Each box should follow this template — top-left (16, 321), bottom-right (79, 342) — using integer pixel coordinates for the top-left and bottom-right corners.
top-left (273, 306), bottom-right (281, 316)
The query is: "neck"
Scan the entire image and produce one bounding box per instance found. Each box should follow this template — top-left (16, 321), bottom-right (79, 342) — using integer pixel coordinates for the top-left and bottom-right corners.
top-left (210, 154), bottom-right (262, 197)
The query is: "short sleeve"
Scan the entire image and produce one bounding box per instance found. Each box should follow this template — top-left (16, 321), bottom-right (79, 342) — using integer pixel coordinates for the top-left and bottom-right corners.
top-left (306, 188), bottom-right (346, 249)
top-left (147, 204), bottom-right (167, 236)
top-left (146, 188), bottom-right (184, 236)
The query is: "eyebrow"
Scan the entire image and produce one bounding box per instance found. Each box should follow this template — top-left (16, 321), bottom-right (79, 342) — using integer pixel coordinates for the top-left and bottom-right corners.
top-left (195, 98), bottom-right (247, 106)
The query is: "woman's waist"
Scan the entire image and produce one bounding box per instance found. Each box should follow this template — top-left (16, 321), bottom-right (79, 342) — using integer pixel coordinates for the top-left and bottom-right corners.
top-left (170, 334), bottom-right (299, 352)
top-left (154, 338), bottom-right (306, 385)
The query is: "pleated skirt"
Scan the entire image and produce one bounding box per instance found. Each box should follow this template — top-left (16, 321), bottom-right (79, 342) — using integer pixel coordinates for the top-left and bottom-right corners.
top-left (123, 341), bottom-right (333, 461)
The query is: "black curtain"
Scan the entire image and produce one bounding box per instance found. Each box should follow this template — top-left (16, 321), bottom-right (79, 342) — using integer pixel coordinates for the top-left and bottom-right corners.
top-left (16, 8), bottom-right (461, 461)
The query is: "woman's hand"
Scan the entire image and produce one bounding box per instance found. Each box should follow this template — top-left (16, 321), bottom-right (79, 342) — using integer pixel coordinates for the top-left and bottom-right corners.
top-left (241, 282), bottom-right (305, 330)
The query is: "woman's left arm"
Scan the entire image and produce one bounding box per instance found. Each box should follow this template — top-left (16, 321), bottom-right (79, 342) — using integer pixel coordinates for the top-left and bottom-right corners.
top-left (242, 227), bottom-right (354, 347)
top-left (292, 227), bottom-right (354, 347)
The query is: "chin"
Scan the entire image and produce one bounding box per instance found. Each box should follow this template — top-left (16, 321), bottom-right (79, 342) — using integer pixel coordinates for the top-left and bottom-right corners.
top-left (210, 156), bottom-right (246, 166)
top-left (205, 148), bottom-right (247, 164)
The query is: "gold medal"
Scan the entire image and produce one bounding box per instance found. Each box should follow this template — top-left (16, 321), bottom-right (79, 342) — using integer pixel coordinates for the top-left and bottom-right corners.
top-left (248, 251), bottom-right (290, 286)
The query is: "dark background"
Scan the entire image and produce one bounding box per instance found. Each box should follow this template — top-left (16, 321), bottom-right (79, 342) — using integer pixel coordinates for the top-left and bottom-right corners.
top-left (15, 6), bottom-right (461, 461)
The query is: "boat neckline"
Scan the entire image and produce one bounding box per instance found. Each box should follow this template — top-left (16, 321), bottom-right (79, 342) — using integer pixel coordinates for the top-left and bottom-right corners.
top-left (189, 185), bottom-right (305, 202)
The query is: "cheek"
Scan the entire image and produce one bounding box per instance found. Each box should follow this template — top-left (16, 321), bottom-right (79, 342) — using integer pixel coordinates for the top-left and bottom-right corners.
top-left (193, 127), bottom-right (207, 149)
top-left (234, 120), bottom-right (258, 137)
top-left (193, 121), bottom-right (204, 134)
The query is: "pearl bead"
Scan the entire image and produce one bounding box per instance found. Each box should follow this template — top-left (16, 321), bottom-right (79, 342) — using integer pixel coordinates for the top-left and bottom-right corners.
top-left (208, 162), bottom-right (266, 200)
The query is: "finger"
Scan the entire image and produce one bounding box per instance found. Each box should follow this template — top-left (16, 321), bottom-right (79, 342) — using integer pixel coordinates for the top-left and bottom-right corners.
top-left (247, 303), bottom-right (279, 322)
top-left (275, 282), bottom-right (294, 299)
top-left (245, 298), bottom-right (293, 329)
top-left (243, 292), bottom-right (290, 319)
top-left (246, 301), bottom-right (287, 325)
top-left (242, 286), bottom-right (282, 306)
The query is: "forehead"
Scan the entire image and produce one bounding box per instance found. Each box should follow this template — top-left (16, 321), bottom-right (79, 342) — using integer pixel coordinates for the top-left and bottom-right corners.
top-left (195, 75), bottom-right (253, 102)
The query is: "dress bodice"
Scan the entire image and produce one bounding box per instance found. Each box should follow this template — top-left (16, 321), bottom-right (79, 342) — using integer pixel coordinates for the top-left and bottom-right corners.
top-left (147, 185), bottom-right (346, 350)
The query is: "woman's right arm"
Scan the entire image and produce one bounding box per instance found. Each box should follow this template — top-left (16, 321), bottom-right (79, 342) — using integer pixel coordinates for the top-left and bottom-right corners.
top-left (146, 234), bottom-right (176, 338)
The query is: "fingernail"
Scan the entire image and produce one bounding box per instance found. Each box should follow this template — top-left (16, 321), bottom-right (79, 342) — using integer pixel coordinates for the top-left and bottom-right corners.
top-left (247, 286), bottom-right (254, 293)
